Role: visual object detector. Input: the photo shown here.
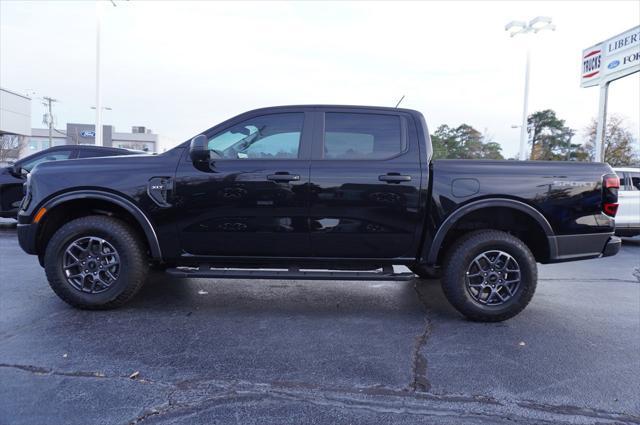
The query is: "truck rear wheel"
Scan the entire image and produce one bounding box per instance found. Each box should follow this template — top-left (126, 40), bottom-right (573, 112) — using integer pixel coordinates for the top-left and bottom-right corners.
top-left (44, 215), bottom-right (148, 309)
top-left (441, 230), bottom-right (537, 322)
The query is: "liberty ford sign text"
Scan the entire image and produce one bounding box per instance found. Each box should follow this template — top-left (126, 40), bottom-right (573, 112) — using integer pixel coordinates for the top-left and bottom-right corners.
top-left (581, 26), bottom-right (640, 87)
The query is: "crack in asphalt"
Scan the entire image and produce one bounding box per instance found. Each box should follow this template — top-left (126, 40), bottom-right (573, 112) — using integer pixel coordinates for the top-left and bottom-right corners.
top-left (408, 282), bottom-right (433, 393)
top-left (0, 363), bottom-right (171, 387)
top-left (2, 362), bottom-right (638, 425)
top-left (127, 381), bottom-right (639, 425)
top-left (517, 400), bottom-right (640, 423)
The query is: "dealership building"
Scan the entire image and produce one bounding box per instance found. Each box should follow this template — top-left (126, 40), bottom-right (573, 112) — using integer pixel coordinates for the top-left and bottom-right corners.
top-left (1, 87), bottom-right (158, 165)
top-left (28, 123), bottom-right (158, 155)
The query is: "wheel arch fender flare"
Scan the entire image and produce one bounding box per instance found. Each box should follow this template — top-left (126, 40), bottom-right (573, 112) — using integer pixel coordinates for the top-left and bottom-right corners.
top-left (39, 190), bottom-right (162, 259)
top-left (424, 198), bottom-right (556, 265)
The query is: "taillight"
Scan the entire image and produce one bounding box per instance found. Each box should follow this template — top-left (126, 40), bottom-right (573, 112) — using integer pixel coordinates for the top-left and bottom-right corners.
top-left (604, 175), bottom-right (620, 189)
top-left (602, 174), bottom-right (619, 217)
top-left (603, 203), bottom-right (619, 216)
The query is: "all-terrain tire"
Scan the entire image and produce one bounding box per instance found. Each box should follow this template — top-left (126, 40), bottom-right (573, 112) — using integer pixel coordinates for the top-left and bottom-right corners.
top-left (441, 230), bottom-right (537, 322)
top-left (44, 215), bottom-right (148, 309)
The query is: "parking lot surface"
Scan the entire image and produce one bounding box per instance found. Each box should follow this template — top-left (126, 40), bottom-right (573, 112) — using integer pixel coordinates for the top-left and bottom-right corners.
top-left (0, 228), bottom-right (638, 425)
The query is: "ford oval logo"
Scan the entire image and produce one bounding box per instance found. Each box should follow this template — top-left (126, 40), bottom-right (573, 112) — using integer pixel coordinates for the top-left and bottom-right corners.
top-left (80, 130), bottom-right (96, 137)
top-left (607, 60), bottom-right (620, 69)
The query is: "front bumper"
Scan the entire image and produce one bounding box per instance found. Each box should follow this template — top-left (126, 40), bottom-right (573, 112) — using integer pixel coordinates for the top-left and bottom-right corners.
top-left (17, 222), bottom-right (39, 255)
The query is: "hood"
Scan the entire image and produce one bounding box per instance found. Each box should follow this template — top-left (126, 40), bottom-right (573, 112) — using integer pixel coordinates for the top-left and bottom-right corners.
top-left (28, 148), bottom-right (184, 199)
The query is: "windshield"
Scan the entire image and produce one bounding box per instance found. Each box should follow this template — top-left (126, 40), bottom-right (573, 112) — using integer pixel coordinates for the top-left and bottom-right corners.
top-left (19, 149), bottom-right (74, 172)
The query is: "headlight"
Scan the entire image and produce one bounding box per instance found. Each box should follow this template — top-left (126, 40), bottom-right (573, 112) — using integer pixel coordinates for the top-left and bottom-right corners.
top-left (20, 174), bottom-right (32, 211)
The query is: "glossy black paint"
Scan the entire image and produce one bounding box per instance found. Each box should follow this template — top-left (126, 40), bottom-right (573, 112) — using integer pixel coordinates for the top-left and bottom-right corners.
top-left (17, 105), bottom-right (617, 270)
top-left (307, 108), bottom-right (424, 259)
top-left (0, 145), bottom-right (139, 218)
top-left (173, 108), bottom-right (313, 259)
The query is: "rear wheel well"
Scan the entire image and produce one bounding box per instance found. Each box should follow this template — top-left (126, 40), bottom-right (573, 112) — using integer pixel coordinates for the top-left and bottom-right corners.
top-left (437, 207), bottom-right (550, 264)
top-left (37, 199), bottom-right (151, 261)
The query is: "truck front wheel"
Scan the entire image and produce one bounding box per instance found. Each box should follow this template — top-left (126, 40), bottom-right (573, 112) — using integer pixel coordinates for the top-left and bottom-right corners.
top-left (44, 215), bottom-right (148, 309)
top-left (441, 230), bottom-right (537, 322)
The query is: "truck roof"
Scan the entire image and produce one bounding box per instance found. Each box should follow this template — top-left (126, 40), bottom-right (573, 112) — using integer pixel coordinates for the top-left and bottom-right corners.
top-left (240, 104), bottom-right (422, 114)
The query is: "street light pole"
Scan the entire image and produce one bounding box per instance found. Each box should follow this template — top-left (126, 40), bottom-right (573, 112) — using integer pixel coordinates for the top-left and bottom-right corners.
top-left (505, 17), bottom-right (555, 161)
top-left (95, 0), bottom-right (103, 147)
top-left (519, 48), bottom-right (530, 161)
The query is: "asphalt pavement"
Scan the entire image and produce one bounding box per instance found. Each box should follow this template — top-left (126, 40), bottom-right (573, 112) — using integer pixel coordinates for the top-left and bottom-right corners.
top-left (0, 227), bottom-right (638, 425)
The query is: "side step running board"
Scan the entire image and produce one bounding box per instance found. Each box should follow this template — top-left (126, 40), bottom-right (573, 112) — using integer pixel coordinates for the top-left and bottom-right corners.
top-left (165, 266), bottom-right (415, 281)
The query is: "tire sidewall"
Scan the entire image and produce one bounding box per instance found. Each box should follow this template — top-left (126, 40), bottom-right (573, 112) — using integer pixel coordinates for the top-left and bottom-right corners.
top-left (45, 219), bottom-right (138, 306)
top-left (444, 232), bottom-right (537, 320)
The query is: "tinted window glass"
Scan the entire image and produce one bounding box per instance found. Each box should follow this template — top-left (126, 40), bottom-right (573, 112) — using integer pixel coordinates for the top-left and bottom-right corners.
top-left (628, 172), bottom-right (640, 191)
top-left (20, 150), bottom-right (74, 171)
top-left (78, 149), bottom-right (122, 158)
top-left (207, 113), bottom-right (303, 159)
top-left (324, 113), bottom-right (403, 159)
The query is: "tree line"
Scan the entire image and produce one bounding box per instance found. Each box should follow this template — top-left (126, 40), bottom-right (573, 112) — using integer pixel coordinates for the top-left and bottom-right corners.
top-left (431, 109), bottom-right (639, 166)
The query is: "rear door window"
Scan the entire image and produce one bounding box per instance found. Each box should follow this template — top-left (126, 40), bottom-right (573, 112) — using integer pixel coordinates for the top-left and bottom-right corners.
top-left (323, 113), bottom-right (404, 160)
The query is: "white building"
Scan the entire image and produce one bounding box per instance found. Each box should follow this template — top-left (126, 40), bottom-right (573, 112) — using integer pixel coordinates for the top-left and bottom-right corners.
top-left (1, 87), bottom-right (159, 161)
top-left (0, 88), bottom-right (31, 165)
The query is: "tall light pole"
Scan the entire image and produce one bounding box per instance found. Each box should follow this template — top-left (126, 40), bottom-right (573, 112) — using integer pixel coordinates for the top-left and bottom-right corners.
top-left (95, 0), bottom-right (118, 147)
top-left (505, 17), bottom-right (556, 161)
top-left (95, 1), bottom-right (102, 146)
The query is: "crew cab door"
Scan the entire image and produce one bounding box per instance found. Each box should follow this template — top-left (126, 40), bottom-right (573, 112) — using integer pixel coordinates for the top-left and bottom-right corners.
top-left (308, 109), bottom-right (424, 259)
top-left (173, 111), bottom-right (312, 257)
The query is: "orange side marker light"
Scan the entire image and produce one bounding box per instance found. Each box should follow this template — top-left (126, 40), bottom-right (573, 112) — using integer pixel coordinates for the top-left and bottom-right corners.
top-left (33, 208), bottom-right (47, 223)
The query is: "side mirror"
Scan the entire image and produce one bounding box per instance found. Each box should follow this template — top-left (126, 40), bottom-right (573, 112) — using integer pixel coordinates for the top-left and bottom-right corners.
top-left (189, 134), bottom-right (209, 162)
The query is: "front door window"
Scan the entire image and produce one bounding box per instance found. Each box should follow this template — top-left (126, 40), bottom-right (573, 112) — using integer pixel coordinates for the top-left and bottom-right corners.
top-left (207, 113), bottom-right (303, 160)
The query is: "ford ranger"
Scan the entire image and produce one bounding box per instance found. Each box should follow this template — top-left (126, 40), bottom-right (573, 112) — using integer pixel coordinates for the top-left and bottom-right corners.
top-left (17, 105), bottom-right (621, 321)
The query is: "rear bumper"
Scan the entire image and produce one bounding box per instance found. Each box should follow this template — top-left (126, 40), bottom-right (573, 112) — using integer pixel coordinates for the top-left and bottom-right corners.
top-left (17, 222), bottom-right (39, 255)
top-left (0, 209), bottom-right (18, 218)
top-left (547, 232), bottom-right (619, 263)
top-left (602, 236), bottom-right (621, 257)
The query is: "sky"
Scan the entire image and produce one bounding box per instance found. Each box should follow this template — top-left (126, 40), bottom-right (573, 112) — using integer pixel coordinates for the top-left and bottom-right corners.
top-left (1, 0), bottom-right (639, 155)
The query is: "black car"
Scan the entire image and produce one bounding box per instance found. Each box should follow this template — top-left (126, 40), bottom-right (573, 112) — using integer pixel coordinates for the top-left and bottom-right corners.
top-left (0, 145), bottom-right (141, 218)
top-left (17, 105), bottom-right (621, 321)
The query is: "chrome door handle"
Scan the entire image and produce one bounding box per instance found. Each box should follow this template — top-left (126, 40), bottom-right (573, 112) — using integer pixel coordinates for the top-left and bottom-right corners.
top-left (379, 174), bottom-right (411, 183)
top-left (267, 173), bottom-right (300, 182)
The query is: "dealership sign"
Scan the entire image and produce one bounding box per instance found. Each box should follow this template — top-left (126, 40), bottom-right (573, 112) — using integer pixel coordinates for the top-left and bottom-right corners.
top-left (581, 26), bottom-right (640, 87)
top-left (80, 130), bottom-right (96, 138)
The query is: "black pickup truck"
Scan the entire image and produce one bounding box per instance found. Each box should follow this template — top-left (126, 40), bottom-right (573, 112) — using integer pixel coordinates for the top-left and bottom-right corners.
top-left (17, 105), bottom-right (621, 321)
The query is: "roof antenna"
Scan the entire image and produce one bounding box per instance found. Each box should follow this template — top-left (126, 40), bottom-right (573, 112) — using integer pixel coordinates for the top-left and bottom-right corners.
top-left (394, 95), bottom-right (405, 108)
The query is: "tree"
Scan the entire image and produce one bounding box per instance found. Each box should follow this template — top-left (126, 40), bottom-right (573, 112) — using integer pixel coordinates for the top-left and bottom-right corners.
top-left (0, 135), bottom-right (25, 164)
top-left (431, 124), bottom-right (504, 160)
top-left (527, 109), bottom-right (577, 161)
top-left (582, 115), bottom-right (639, 166)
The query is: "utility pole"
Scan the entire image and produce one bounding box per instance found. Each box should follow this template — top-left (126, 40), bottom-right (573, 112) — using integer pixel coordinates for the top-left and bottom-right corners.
top-left (42, 97), bottom-right (57, 148)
